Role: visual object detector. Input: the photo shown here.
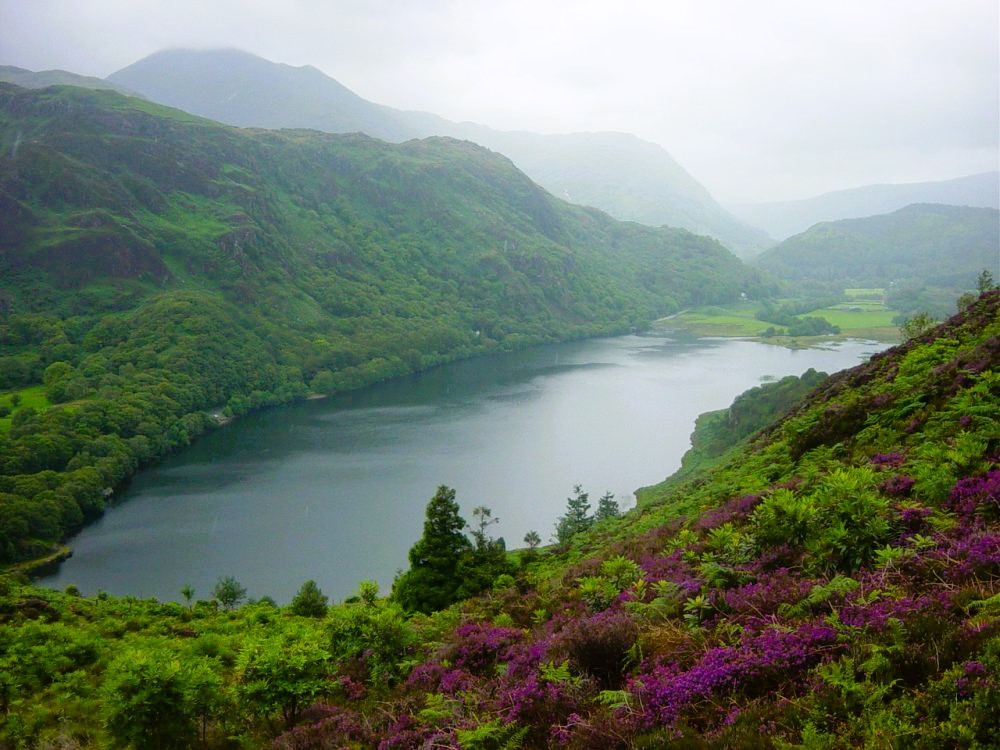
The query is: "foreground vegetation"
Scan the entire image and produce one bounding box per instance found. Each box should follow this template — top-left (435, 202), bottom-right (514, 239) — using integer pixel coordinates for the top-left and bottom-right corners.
top-left (1, 291), bottom-right (996, 748)
top-left (0, 82), bottom-right (770, 564)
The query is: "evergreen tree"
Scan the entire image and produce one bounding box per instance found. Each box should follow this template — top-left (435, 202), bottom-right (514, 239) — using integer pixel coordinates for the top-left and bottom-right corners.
top-left (392, 486), bottom-right (472, 613)
top-left (290, 579), bottom-right (329, 618)
top-left (594, 491), bottom-right (621, 521)
top-left (554, 485), bottom-right (593, 544)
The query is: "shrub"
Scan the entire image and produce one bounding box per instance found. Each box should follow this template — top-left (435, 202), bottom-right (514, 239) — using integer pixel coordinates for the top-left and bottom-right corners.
top-left (552, 610), bottom-right (639, 689)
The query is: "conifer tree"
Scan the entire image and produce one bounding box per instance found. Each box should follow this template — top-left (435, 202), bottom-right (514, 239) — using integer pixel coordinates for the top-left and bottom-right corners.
top-left (554, 485), bottom-right (593, 544)
top-left (392, 486), bottom-right (472, 613)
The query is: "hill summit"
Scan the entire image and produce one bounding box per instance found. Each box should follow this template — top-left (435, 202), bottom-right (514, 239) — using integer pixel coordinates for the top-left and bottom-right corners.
top-left (108, 48), bottom-right (771, 255)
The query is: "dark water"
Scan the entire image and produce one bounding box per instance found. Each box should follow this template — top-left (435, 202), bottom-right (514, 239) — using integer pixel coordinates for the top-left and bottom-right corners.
top-left (40, 334), bottom-right (885, 603)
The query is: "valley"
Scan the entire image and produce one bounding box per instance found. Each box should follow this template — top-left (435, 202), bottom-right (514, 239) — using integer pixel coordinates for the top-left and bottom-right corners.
top-left (0, 33), bottom-right (996, 747)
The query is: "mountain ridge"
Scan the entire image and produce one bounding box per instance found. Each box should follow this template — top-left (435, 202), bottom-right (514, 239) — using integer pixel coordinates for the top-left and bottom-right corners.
top-left (753, 202), bottom-right (1000, 290)
top-left (730, 171), bottom-right (1000, 240)
top-left (106, 48), bottom-right (772, 256)
top-left (0, 64), bottom-right (142, 98)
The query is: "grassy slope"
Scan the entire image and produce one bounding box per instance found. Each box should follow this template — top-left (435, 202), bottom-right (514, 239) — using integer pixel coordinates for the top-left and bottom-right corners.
top-left (1, 292), bottom-right (997, 748)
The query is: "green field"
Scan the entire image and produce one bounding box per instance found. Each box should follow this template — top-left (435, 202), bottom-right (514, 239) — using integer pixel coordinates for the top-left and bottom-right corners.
top-left (812, 303), bottom-right (897, 331)
top-left (660, 294), bottom-right (900, 343)
top-left (660, 303), bottom-right (771, 337)
top-left (0, 385), bottom-right (51, 432)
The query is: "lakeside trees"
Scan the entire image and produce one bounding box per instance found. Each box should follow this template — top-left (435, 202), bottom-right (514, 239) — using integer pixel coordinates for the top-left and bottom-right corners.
top-left (392, 486), bottom-right (514, 613)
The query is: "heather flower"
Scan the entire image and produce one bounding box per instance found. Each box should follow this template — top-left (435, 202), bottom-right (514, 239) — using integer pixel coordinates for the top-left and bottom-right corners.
top-left (693, 494), bottom-right (763, 531)
top-left (273, 704), bottom-right (372, 749)
top-left (628, 622), bottom-right (839, 727)
top-left (956, 660), bottom-right (991, 699)
top-left (718, 569), bottom-right (814, 622)
top-left (946, 470), bottom-right (1000, 518)
top-left (405, 662), bottom-right (475, 694)
top-left (871, 392), bottom-right (895, 407)
top-left (871, 452), bottom-right (904, 468)
top-left (880, 474), bottom-right (916, 497)
top-left (448, 622), bottom-right (524, 673)
top-left (550, 609), bottom-right (638, 689)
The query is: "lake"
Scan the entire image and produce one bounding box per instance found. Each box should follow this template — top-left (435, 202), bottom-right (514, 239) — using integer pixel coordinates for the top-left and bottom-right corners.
top-left (40, 333), bottom-right (886, 604)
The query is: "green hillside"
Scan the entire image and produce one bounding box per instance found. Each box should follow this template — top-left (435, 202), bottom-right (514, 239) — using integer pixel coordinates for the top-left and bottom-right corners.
top-left (0, 65), bottom-right (140, 97)
top-left (0, 291), bottom-right (996, 748)
top-left (0, 81), bottom-right (769, 564)
top-left (107, 49), bottom-right (772, 256)
top-left (754, 203), bottom-right (1000, 291)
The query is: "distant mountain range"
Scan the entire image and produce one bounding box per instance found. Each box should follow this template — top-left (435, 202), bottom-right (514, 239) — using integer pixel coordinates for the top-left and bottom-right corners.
top-left (753, 203), bottom-right (1000, 289)
top-left (730, 172), bottom-right (1000, 240)
top-left (106, 49), bottom-right (772, 256)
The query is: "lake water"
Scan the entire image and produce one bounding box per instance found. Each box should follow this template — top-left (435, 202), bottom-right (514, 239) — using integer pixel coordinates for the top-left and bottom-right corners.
top-left (40, 333), bottom-right (885, 604)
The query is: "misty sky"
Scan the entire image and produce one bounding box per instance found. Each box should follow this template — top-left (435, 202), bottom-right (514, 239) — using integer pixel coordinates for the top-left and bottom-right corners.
top-left (1, 0), bottom-right (997, 203)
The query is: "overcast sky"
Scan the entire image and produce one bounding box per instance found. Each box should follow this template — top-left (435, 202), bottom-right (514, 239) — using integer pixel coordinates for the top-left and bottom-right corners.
top-left (1, 0), bottom-right (997, 202)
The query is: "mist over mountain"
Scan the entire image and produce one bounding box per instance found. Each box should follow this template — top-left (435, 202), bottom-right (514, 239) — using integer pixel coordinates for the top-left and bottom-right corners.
top-left (753, 203), bottom-right (1000, 290)
top-left (730, 172), bottom-right (1000, 240)
top-left (107, 49), bottom-right (770, 256)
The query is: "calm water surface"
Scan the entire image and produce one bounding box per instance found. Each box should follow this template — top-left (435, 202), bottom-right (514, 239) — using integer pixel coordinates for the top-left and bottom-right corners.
top-left (41, 334), bottom-right (885, 603)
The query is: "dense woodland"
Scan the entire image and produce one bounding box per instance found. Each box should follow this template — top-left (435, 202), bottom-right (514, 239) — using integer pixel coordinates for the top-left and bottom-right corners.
top-left (0, 82), bottom-right (770, 564)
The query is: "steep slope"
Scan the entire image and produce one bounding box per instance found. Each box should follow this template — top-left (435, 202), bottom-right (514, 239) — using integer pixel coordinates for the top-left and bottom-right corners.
top-left (730, 171), bottom-right (1000, 240)
top-left (107, 48), bottom-right (769, 255)
top-left (753, 203), bottom-right (1000, 289)
top-left (1, 293), bottom-right (996, 748)
top-left (0, 81), bottom-right (769, 563)
top-left (440, 126), bottom-right (773, 257)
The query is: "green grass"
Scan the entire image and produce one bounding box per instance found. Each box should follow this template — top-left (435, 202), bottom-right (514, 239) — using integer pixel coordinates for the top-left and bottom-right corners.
top-left (661, 296), bottom-right (901, 343)
top-left (0, 385), bottom-right (51, 431)
top-left (661, 303), bottom-right (773, 337)
top-left (812, 304), bottom-right (898, 330)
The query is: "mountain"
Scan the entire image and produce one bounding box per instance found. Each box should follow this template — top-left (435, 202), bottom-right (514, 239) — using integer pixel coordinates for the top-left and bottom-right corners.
top-left (2, 284), bottom-right (997, 745)
top-left (107, 48), bottom-right (770, 256)
top-left (440, 127), bottom-right (773, 256)
top-left (0, 81), bottom-right (770, 562)
top-left (730, 171), bottom-right (1000, 240)
top-left (105, 48), bottom-right (421, 140)
top-left (0, 64), bottom-right (140, 97)
top-left (753, 203), bottom-right (1000, 290)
